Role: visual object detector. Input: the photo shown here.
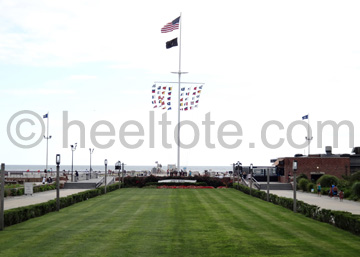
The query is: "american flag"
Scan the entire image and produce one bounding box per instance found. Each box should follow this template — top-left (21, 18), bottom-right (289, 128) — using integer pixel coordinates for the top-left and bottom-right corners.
top-left (161, 16), bottom-right (180, 33)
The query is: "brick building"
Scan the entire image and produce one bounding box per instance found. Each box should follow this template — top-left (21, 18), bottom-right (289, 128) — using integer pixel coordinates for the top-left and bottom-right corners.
top-left (273, 146), bottom-right (354, 183)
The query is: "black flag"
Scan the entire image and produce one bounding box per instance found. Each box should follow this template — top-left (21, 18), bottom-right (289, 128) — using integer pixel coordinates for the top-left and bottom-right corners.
top-left (166, 38), bottom-right (178, 49)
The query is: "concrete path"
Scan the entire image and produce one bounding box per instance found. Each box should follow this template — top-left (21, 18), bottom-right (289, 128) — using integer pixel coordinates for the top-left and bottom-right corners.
top-left (3, 176), bottom-right (113, 210)
top-left (267, 190), bottom-right (360, 215)
top-left (4, 189), bottom-right (89, 210)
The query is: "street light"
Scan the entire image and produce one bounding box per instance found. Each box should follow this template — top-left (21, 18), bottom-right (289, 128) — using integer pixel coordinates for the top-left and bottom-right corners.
top-left (122, 162), bottom-right (125, 186)
top-left (235, 161), bottom-right (242, 189)
top-left (250, 163), bottom-right (253, 195)
top-left (293, 160), bottom-right (298, 213)
top-left (266, 167), bottom-right (270, 202)
top-left (115, 161), bottom-right (121, 189)
top-left (56, 154), bottom-right (60, 211)
top-left (70, 143), bottom-right (77, 182)
top-left (89, 148), bottom-right (94, 179)
top-left (104, 159), bottom-right (108, 194)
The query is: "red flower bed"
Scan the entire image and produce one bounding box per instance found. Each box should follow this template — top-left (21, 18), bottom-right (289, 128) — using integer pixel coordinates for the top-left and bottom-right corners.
top-left (157, 185), bottom-right (214, 189)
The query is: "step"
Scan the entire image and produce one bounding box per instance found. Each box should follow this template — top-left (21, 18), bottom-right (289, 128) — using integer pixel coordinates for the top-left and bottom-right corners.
top-left (259, 183), bottom-right (293, 190)
top-left (63, 182), bottom-right (98, 189)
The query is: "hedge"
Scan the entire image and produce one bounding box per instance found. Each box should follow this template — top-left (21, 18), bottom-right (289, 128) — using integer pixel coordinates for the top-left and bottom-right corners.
top-left (234, 184), bottom-right (360, 236)
top-left (3, 182), bottom-right (120, 227)
top-left (4, 183), bottom-right (57, 197)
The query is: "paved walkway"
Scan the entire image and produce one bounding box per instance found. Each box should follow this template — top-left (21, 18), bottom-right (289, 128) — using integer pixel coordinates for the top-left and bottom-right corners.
top-left (4, 189), bottom-right (88, 210)
top-left (3, 177), bottom-right (107, 210)
top-left (266, 190), bottom-right (360, 215)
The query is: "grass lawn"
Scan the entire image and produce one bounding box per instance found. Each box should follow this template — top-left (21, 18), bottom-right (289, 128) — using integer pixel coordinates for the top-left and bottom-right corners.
top-left (0, 188), bottom-right (359, 256)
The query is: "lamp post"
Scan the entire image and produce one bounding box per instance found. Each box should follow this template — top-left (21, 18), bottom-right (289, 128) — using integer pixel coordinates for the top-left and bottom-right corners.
top-left (56, 154), bottom-right (60, 212)
top-left (249, 163), bottom-right (253, 196)
top-left (115, 161), bottom-right (121, 189)
top-left (293, 160), bottom-right (298, 213)
top-left (104, 159), bottom-right (108, 194)
top-left (89, 148), bottom-right (94, 179)
top-left (70, 143), bottom-right (77, 182)
top-left (267, 168), bottom-right (270, 202)
top-left (235, 161), bottom-right (242, 189)
top-left (122, 162), bottom-right (125, 186)
top-left (232, 163), bottom-right (235, 187)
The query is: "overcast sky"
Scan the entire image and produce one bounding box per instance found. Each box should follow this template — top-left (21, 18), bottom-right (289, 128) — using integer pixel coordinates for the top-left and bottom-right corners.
top-left (1, 0), bottom-right (360, 168)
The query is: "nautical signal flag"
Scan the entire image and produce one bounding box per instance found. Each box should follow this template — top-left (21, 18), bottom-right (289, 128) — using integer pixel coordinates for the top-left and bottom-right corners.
top-left (161, 16), bottom-right (180, 33)
top-left (166, 38), bottom-right (178, 49)
top-left (302, 115), bottom-right (309, 120)
top-left (43, 113), bottom-right (48, 119)
top-left (152, 83), bottom-right (204, 111)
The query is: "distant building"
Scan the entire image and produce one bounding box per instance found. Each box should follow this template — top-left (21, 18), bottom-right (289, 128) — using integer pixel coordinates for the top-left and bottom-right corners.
top-left (273, 146), bottom-right (360, 183)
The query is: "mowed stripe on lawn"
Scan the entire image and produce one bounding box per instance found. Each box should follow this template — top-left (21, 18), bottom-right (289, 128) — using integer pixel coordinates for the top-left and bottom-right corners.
top-left (0, 188), bottom-right (360, 257)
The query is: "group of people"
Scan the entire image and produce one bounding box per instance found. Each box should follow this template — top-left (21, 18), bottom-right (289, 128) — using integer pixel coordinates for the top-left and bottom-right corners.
top-left (317, 183), bottom-right (344, 201)
top-left (41, 176), bottom-right (53, 184)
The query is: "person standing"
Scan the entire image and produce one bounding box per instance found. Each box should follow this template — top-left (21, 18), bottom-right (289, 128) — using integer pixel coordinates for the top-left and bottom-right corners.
top-left (317, 183), bottom-right (321, 197)
top-left (339, 190), bottom-right (344, 201)
top-left (75, 170), bottom-right (79, 182)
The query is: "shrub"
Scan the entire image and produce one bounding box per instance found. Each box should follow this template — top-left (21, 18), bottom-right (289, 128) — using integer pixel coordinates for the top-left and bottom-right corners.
top-left (307, 182), bottom-right (315, 192)
top-left (351, 182), bottom-right (360, 198)
top-left (350, 171), bottom-right (360, 184)
top-left (337, 179), bottom-right (351, 190)
top-left (344, 188), bottom-right (352, 198)
top-left (233, 183), bottom-right (360, 236)
top-left (317, 175), bottom-right (339, 188)
top-left (298, 178), bottom-right (309, 191)
top-left (296, 173), bottom-right (308, 183)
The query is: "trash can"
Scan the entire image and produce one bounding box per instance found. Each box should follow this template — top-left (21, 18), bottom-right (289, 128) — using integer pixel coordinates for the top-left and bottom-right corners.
top-left (86, 174), bottom-right (89, 180)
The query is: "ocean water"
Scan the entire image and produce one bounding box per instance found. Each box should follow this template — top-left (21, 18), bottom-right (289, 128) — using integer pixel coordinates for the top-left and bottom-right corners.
top-left (5, 164), bottom-right (232, 173)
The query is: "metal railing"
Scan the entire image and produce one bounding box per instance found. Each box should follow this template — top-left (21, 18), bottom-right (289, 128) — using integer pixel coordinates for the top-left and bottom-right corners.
top-left (95, 177), bottom-right (104, 188)
top-left (252, 177), bottom-right (261, 190)
top-left (241, 176), bottom-right (248, 186)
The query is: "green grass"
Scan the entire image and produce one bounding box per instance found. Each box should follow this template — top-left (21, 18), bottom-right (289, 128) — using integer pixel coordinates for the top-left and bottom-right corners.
top-left (1, 188), bottom-right (360, 256)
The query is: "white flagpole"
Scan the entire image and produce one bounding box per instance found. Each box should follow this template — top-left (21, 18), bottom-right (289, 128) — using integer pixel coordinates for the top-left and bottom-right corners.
top-left (44, 112), bottom-right (52, 174)
top-left (177, 13), bottom-right (182, 174)
top-left (171, 13), bottom-right (187, 173)
top-left (46, 112), bottom-right (49, 171)
top-left (305, 113), bottom-right (312, 156)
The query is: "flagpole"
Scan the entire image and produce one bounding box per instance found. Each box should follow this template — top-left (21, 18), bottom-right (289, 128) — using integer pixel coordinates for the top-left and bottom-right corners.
top-left (177, 12), bottom-right (182, 174)
top-left (305, 113), bottom-right (312, 156)
top-left (170, 13), bottom-right (187, 173)
top-left (44, 112), bottom-right (51, 173)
